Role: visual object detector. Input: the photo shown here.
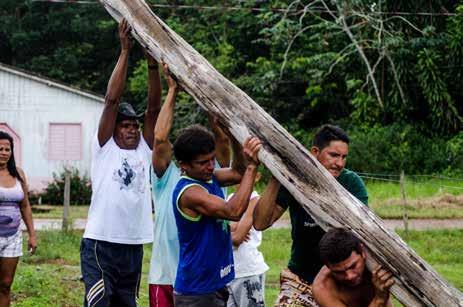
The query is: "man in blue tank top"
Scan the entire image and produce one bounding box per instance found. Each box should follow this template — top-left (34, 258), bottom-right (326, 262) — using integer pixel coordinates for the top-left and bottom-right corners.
top-left (171, 125), bottom-right (261, 307)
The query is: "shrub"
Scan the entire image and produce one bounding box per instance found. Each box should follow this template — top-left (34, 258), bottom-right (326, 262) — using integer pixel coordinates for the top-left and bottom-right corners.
top-left (40, 168), bottom-right (92, 206)
top-left (346, 124), bottom-right (462, 175)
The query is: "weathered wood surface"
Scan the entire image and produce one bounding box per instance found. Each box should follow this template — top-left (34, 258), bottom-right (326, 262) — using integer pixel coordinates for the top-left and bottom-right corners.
top-left (99, 1), bottom-right (463, 306)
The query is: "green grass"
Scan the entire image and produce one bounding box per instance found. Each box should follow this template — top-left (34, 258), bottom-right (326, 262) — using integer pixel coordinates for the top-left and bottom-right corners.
top-left (11, 229), bottom-right (463, 306)
top-left (366, 177), bottom-right (463, 201)
top-left (365, 178), bottom-right (463, 219)
top-left (13, 230), bottom-right (83, 307)
top-left (31, 205), bottom-right (89, 219)
top-left (12, 230), bottom-right (151, 307)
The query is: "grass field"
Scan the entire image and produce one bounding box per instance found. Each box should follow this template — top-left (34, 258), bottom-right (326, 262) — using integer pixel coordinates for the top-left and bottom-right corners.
top-left (11, 228), bottom-right (463, 306)
top-left (31, 205), bottom-right (89, 220)
top-left (366, 178), bottom-right (463, 219)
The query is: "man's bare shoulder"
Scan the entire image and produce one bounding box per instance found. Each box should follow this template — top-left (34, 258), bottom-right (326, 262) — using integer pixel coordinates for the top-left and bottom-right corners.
top-left (313, 266), bottom-right (346, 307)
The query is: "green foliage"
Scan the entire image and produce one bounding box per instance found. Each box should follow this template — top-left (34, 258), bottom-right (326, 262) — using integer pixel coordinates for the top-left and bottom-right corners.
top-left (416, 48), bottom-right (461, 132)
top-left (1, 0), bottom-right (462, 173)
top-left (347, 124), bottom-right (463, 174)
top-left (40, 168), bottom-right (91, 206)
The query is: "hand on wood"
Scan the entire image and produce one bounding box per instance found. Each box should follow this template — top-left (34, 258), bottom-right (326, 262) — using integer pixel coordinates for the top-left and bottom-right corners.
top-left (119, 18), bottom-right (133, 51)
top-left (161, 62), bottom-right (179, 91)
top-left (372, 265), bottom-right (394, 301)
top-left (243, 136), bottom-right (261, 166)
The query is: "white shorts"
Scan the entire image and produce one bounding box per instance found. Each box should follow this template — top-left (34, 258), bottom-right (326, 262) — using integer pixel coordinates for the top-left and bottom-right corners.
top-left (0, 230), bottom-right (23, 257)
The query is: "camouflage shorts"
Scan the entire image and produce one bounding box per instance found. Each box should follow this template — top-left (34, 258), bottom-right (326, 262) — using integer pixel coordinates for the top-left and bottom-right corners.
top-left (274, 269), bottom-right (319, 307)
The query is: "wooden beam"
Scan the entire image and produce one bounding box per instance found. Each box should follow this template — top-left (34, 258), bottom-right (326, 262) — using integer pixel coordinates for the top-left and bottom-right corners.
top-left (99, 1), bottom-right (463, 306)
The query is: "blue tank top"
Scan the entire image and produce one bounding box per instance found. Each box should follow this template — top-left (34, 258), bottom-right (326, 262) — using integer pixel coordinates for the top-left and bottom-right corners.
top-left (172, 175), bottom-right (234, 295)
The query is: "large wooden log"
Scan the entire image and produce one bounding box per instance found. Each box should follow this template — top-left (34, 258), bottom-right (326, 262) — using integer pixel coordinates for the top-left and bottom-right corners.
top-left (99, 1), bottom-right (463, 306)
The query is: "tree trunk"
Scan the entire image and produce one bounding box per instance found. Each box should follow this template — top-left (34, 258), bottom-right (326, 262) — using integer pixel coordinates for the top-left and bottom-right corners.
top-left (99, 1), bottom-right (463, 306)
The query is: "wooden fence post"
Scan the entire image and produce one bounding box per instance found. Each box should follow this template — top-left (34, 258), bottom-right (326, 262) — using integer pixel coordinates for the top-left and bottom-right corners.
top-left (62, 169), bottom-right (71, 231)
top-left (400, 170), bottom-right (409, 236)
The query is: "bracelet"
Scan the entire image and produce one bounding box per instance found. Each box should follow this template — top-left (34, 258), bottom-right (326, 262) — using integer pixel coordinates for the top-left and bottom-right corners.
top-left (148, 65), bottom-right (158, 70)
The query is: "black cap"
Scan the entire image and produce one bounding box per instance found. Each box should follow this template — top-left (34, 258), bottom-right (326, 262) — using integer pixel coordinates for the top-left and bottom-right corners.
top-left (117, 102), bottom-right (143, 122)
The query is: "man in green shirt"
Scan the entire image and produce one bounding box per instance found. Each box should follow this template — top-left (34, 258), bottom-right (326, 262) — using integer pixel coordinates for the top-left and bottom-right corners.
top-left (253, 125), bottom-right (368, 306)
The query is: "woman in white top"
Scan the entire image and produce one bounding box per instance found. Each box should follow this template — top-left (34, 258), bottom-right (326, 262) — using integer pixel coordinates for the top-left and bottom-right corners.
top-left (228, 173), bottom-right (269, 307)
top-left (0, 131), bottom-right (36, 306)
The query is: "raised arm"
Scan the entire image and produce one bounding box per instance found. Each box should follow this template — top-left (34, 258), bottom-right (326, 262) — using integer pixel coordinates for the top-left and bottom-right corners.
top-left (17, 168), bottom-right (37, 254)
top-left (142, 52), bottom-right (162, 148)
top-left (180, 137), bottom-right (261, 221)
top-left (208, 115), bottom-right (230, 168)
top-left (253, 175), bottom-right (286, 230)
top-left (98, 19), bottom-right (132, 147)
top-left (152, 63), bottom-right (178, 177)
top-left (231, 195), bottom-right (259, 246)
top-left (214, 133), bottom-right (247, 186)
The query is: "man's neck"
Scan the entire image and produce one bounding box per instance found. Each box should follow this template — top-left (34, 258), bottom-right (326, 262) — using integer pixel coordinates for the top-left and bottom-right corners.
top-left (182, 174), bottom-right (212, 183)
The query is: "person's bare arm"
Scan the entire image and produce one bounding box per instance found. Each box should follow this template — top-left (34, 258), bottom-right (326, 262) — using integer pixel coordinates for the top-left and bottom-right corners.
top-left (214, 134), bottom-right (247, 186)
top-left (253, 176), bottom-right (286, 230)
top-left (143, 52), bottom-right (162, 148)
top-left (369, 266), bottom-right (395, 307)
top-left (231, 196), bottom-right (259, 246)
top-left (98, 19), bottom-right (132, 147)
top-left (17, 168), bottom-right (37, 254)
top-left (208, 115), bottom-right (230, 168)
top-left (152, 63), bottom-right (178, 177)
top-left (180, 137), bottom-right (261, 221)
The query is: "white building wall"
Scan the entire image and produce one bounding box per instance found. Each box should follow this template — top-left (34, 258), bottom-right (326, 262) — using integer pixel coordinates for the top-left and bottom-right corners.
top-left (0, 66), bottom-right (104, 190)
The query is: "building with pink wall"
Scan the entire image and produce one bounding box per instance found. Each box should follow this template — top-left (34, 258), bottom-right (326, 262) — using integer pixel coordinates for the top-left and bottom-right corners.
top-left (0, 63), bottom-right (104, 191)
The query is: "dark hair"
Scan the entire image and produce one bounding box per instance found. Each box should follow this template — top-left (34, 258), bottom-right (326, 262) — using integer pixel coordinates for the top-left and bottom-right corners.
top-left (0, 131), bottom-right (23, 183)
top-left (312, 125), bottom-right (349, 150)
top-left (173, 124), bottom-right (215, 163)
top-left (319, 228), bottom-right (362, 265)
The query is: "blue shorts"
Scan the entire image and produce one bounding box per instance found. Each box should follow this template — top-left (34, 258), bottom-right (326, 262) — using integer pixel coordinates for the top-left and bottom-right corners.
top-left (80, 238), bottom-right (143, 307)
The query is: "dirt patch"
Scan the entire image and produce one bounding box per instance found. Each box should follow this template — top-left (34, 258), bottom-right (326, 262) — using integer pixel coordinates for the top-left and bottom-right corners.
top-left (383, 193), bottom-right (463, 209)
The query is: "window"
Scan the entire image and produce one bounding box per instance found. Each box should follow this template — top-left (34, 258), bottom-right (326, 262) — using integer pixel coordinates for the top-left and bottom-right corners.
top-left (48, 123), bottom-right (82, 160)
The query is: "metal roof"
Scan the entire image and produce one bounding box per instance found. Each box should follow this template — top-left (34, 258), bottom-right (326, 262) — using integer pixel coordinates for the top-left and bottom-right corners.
top-left (0, 62), bottom-right (105, 103)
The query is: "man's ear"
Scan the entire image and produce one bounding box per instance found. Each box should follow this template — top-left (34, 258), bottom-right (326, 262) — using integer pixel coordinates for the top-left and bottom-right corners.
top-left (310, 146), bottom-right (320, 156)
top-left (359, 243), bottom-right (367, 259)
top-left (178, 161), bottom-right (187, 173)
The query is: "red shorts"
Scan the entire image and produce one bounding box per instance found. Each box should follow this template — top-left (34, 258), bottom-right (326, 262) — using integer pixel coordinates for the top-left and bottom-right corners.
top-left (149, 284), bottom-right (174, 307)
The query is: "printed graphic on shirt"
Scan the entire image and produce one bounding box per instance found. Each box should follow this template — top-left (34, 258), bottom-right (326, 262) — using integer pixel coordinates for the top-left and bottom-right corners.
top-left (218, 219), bottom-right (229, 233)
top-left (112, 158), bottom-right (146, 193)
top-left (220, 264), bottom-right (233, 279)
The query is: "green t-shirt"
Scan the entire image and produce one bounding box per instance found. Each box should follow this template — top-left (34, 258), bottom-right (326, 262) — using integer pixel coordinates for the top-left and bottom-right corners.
top-left (276, 168), bottom-right (368, 283)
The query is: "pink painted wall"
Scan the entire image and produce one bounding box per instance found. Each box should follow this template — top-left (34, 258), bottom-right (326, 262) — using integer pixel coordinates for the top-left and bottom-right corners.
top-left (48, 123), bottom-right (82, 161)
